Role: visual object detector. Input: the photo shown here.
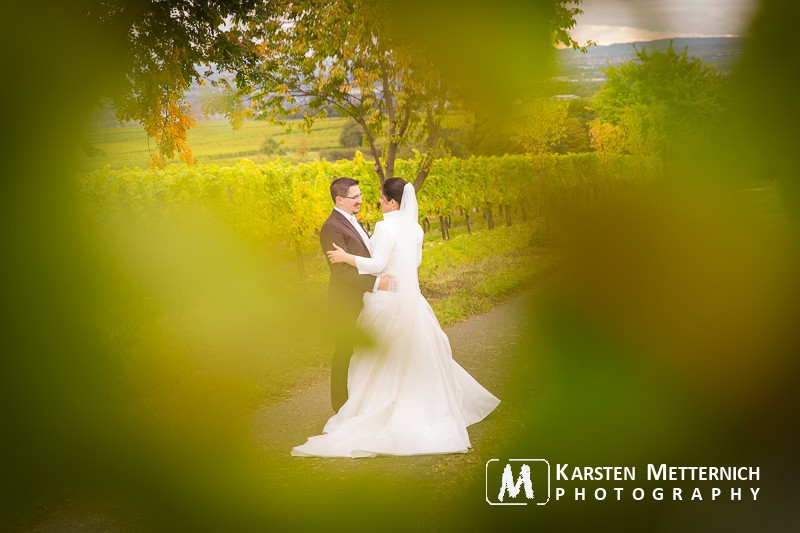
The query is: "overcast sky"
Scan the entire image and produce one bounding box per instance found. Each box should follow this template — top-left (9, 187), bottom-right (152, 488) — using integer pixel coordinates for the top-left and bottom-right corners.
top-left (569, 0), bottom-right (760, 45)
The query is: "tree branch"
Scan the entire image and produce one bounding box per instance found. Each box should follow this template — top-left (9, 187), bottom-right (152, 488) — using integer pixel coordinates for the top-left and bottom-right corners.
top-left (355, 116), bottom-right (385, 183)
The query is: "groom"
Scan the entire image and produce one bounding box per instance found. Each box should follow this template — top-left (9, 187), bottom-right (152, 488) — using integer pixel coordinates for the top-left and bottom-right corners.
top-left (320, 177), bottom-right (390, 412)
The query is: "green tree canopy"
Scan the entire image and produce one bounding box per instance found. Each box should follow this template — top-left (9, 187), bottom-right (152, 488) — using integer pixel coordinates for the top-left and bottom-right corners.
top-left (84, 0), bottom-right (269, 166)
top-left (592, 42), bottom-right (727, 159)
top-left (87, 0), bottom-right (588, 178)
top-left (214, 0), bottom-right (588, 189)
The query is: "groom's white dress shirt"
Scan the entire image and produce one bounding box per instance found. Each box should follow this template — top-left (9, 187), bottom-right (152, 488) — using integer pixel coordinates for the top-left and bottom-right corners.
top-left (334, 207), bottom-right (372, 254)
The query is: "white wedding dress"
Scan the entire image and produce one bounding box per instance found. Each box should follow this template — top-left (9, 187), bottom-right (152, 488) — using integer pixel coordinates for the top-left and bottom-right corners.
top-left (292, 184), bottom-right (500, 458)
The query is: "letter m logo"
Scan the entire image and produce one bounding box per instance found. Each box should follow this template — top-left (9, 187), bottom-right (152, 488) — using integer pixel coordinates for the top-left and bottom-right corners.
top-left (486, 459), bottom-right (550, 506)
top-left (498, 463), bottom-right (533, 501)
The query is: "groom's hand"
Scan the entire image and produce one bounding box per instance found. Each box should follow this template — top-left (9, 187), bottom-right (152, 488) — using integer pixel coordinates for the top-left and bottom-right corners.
top-left (378, 275), bottom-right (395, 292)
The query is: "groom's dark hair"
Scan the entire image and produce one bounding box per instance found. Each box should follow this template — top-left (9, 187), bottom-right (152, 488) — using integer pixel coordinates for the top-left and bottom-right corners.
top-left (330, 177), bottom-right (359, 201)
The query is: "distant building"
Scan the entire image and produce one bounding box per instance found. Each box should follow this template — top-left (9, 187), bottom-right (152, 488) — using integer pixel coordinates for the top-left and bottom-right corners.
top-left (553, 94), bottom-right (581, 101)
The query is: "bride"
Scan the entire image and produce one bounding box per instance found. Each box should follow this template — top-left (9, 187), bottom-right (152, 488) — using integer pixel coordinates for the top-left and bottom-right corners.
top-left (291, 178), bottom-right (500, 458)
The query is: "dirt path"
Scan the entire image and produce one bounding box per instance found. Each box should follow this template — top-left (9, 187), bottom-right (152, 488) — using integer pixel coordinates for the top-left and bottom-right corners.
top-left (251, 291), bottom-right (530, 456)
top-left (248, 292), bottom-right (539, 530)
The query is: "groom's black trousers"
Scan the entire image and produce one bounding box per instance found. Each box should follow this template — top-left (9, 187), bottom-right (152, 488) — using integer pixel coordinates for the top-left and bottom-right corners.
top-left (331, 339), bottom-right (352, 413)
top-left (331, 305), bottom-right (361, 413)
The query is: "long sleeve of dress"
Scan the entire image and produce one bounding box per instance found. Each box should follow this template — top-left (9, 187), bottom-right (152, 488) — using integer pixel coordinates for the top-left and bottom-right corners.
top-left (355, 221), bottom-right (394, 275)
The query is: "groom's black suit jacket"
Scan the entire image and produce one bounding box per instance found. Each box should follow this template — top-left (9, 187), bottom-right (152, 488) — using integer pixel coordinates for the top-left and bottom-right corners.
top-left (319, 209), bottom-right (376, 315)
top-left (320, 209), bottom-right (376, 412)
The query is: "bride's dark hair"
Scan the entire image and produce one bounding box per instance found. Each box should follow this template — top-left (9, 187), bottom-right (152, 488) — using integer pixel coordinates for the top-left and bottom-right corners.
top-left (382, 177), bottom-right (408, 206)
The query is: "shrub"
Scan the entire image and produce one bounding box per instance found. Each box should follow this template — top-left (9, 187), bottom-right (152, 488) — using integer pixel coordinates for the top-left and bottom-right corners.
top-left (339, 121), bottom-right (363, 148)
top-left (260, 137), bottom-right (285, 155)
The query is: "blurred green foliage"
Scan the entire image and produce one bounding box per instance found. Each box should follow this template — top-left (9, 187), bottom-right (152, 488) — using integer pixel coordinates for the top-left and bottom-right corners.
top-left (3, 0), bottom-right (800, 531)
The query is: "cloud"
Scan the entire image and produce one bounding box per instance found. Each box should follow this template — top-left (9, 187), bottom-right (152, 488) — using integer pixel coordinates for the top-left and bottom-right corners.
top-left (570, 0), bottom-right (759, 46)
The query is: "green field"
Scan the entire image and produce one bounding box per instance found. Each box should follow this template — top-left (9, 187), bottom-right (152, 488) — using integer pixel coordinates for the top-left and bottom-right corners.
top-left (81, 112), bottom-right (474, 171)
top-left (81, 116), bottom-right (354, 171)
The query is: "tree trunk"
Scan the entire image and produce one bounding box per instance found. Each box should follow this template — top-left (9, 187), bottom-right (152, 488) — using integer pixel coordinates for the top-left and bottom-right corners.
top-left (412, 103), bottom-right (439, 192)
top-left (384, 114), bottom-right (410, 184)
top-left (439, 215), bottom-right (450, 241)
top-left (537, 179), bottom-right (544, 220)
top-left (379, 63), bottom-right (410, 186)
top-left (357, 118), bottom-right (385, 185)
top-left (465, 212), bottom-right (471, 235)
top-left (485, 204), bottom-right (495, 230)
top-left (505, 205), bottom-right (512, 226)
top-left (385, 149), bottom-right (396, 181)
top-left (295, 249), bottom-right (306, 279)
top-left (413, 154), bottom-right (433, 192)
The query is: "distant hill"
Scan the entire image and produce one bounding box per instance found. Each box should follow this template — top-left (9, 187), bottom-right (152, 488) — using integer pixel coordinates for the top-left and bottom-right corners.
top-left (555, 37), bottom-right (744, 84)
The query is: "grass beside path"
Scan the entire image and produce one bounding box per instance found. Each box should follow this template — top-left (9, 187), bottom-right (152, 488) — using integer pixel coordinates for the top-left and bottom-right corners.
top-left (421, 221), bottom-right (556, 327)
